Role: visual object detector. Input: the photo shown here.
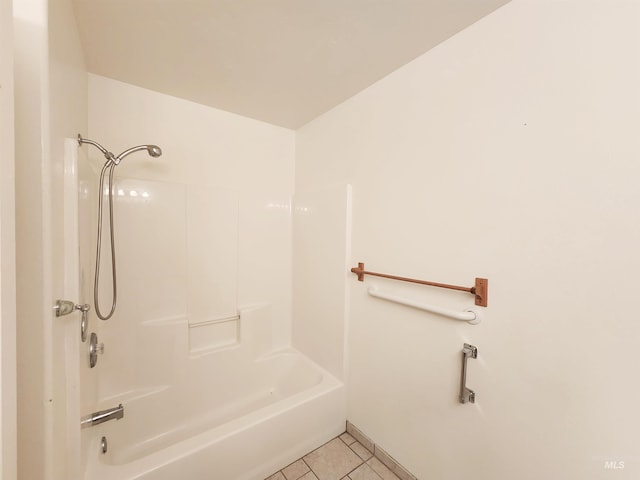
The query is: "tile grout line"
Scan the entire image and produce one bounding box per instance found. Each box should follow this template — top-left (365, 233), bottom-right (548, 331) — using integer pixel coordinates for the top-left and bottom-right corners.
top-left (346, 443), bottom-right (384, 480)
top-left (342, 459), bottom-right (384, 480)
top-left (346, 421), bottom-right (417, 480)
top-left (327, 434), bottom-right (367, 480)
top-left (266, 425), bottom-right (414, 480)
top-left (303, 435), bottom-right (366, 480)
top-left (342, 434), bottom-right (382, 480)
top-left (300, 458), bottom-right (313, 480)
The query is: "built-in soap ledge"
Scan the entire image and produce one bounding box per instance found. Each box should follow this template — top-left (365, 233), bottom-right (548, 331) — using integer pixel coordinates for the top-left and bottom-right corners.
top-left (188, 305), bottom-right (274, 358)
top-left (188, 314), bottom-right (240, 355)
top-left (96, 385), bottom-right (170, 409)
top-left (140, 314), bottom-right (188, 327)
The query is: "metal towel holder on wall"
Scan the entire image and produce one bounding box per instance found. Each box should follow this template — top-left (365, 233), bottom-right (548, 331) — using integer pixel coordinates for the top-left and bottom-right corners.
top-left (350, 262), bottom-right (488, 324)
top-left (350, 262), bottom-right (486, 404)
top-left (350, 262), bottom-right (488, 306)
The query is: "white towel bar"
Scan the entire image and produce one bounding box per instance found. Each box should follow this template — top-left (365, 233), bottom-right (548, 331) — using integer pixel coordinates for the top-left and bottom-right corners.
top-left (367, 287), bottom-right (482, 324)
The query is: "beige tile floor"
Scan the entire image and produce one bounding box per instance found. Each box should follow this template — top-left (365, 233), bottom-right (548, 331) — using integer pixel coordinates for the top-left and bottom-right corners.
top-left (265, 432), bottom-right (401, 480)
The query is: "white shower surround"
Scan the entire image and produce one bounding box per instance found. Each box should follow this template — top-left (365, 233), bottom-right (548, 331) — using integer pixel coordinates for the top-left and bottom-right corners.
top-left (66, 77), bottom-right (350, 479)
top-left (67, 138), bottom-right (346, 478)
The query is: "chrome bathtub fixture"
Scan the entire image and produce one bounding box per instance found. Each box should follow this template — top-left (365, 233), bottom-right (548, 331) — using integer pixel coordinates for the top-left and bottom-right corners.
top-left (78, 134), bottom-right (163, 320)
top-left (89, 332), bottom-right (104, 368)
top-left (81, 404), bottom-right (124, 428)
top-left (54, 299), bottom-right (91, 342)
top-left (101, 436), bottom-right (108, 454)
top-left (459, 343), bottom-right (477, 404)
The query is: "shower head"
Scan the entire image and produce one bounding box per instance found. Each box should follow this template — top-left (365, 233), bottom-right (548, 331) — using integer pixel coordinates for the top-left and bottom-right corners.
top-left (146, 145), bottom-right (162, 158)
top-left (78, 134), bottom-right (162, 166)
top-left (115, 144), bottom-right (163, 164)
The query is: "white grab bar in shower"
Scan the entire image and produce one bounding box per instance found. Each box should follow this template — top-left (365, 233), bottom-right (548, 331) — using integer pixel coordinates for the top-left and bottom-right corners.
top-left (367, 287), bottom-right (482, 324)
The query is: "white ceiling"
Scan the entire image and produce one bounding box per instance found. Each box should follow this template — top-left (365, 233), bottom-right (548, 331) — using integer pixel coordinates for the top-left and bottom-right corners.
top-left (72, 0), bottom-right (510, 129)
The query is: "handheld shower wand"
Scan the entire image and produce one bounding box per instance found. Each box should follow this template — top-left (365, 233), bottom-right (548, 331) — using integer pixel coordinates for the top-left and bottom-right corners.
top-left (78, 134), bottom-right (163, 320)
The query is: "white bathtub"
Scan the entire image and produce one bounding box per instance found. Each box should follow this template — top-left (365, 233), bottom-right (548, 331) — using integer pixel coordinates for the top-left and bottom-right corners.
top-left (81, 307), bottom-right (346, 480)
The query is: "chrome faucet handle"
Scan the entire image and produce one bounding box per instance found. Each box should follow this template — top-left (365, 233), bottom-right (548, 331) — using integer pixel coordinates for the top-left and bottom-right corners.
top-left (55, 300), bottom-right (91, 342)
top-left (54, 299), bottom-right (76, 317)
top-left (89, 333), bottom-right (104, 368)
top-left (76, 304), bottom-right (90, 342)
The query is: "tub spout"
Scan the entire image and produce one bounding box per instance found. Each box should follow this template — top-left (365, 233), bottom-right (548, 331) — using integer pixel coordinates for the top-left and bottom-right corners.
top-left (81, 404), bottom-right (124, 428)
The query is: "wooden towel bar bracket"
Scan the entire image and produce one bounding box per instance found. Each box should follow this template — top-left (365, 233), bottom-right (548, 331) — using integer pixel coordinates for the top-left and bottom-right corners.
top-left (350, 262), bottom-right (488, 307)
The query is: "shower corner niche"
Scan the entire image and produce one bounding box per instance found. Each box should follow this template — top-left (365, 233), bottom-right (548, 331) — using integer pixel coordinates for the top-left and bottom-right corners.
top-left (187, 304), bottom-right (274, 358)
top-left (188, 314), bottom-right (240, 355)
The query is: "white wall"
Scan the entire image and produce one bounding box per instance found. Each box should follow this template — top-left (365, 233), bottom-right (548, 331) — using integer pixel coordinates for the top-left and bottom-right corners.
top-left (0, 0), bottom-right (16, 476)
top-left (86, 75), bottom-right (295, 400)
top-left (297, 1), bottom-right (640, 479)
top-left (14, 1), bottom-right (51, 478)
top-left (292, 185), bottom-right (352, 380)
top-left (49, 2), bottom-right (88, 479)
top-left (14, 0), bottom-right (87, 478)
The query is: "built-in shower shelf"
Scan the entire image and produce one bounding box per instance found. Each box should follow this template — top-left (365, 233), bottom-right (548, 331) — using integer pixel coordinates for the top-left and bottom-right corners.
top-left (97, 385), bottom-right (170, 408)
top-left (189, 314), bottom-right (240, 355)
top-left (140, 315), bottom-right (188, 327)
